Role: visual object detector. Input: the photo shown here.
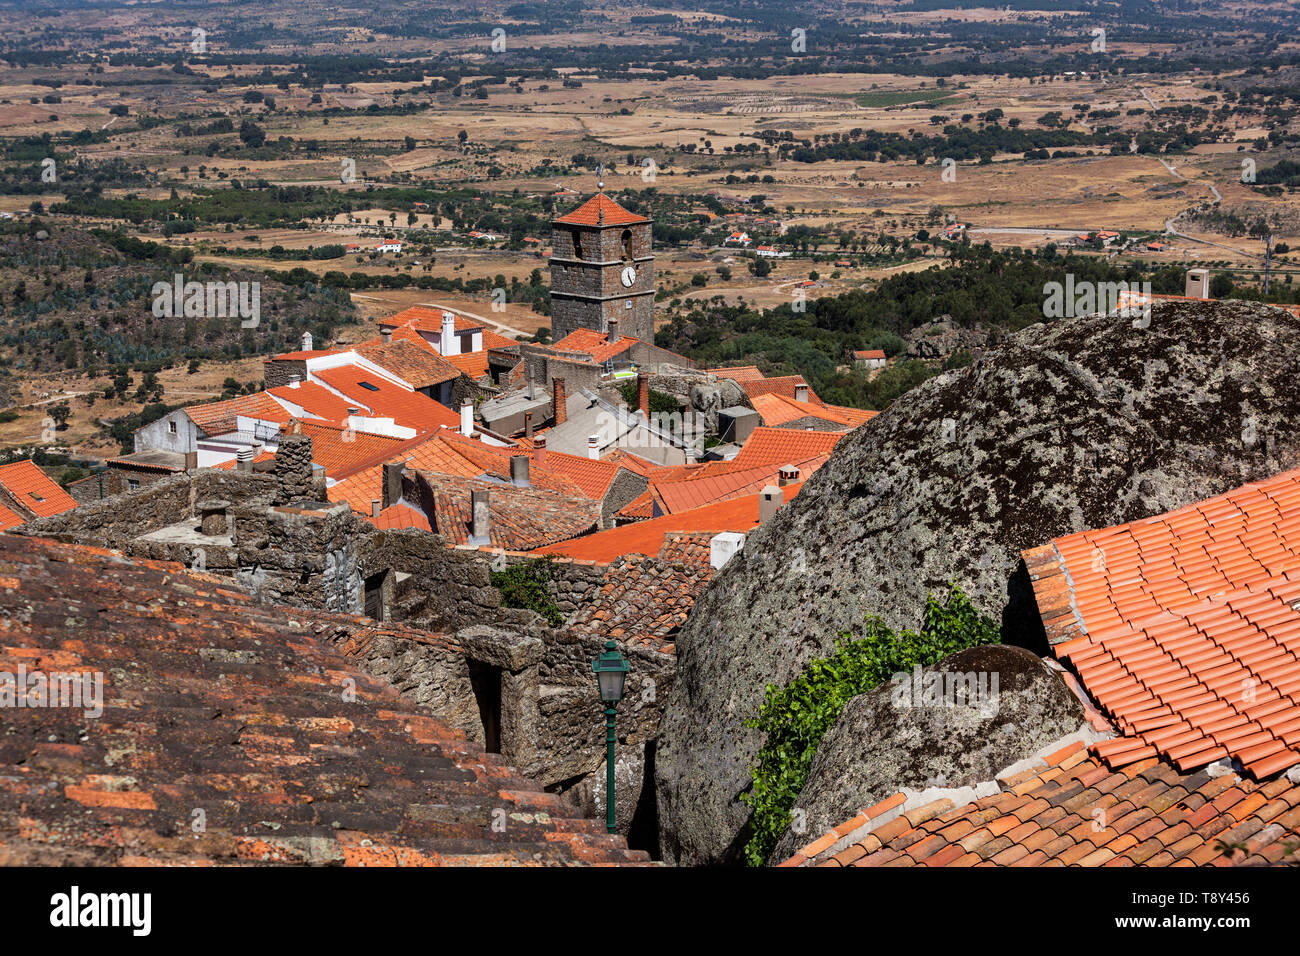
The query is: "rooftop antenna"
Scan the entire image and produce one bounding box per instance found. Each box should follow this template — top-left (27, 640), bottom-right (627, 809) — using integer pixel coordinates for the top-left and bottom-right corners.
top-left (596, 163), bottom-right (605, 191)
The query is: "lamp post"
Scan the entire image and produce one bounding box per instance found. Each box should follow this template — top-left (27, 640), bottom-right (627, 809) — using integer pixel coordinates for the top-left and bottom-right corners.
top-left (592, 640), bottom-right (629, 835)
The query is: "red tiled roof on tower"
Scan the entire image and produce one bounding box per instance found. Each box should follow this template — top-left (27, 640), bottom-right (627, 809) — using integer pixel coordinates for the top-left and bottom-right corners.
top-left (553, 193), bottom-right (650, 227)
top-left (1024, 466), bottom-right (1300, 781)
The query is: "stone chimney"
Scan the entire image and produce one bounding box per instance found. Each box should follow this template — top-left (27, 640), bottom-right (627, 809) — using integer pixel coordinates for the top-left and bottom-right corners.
top-left (469, 488), bottom-right (490, 545)
top-left (301, 331), bottom-right (313, 352)
top-left (552, 377), bottom-right (567, 427)
top-left (524, 411), bottom-right (534, 439)
top-left (441, 311), bottom-right (459, 356)
top-left (371, 499), bottom-right (382, 518)
top-left (272, 433), bottom-right (314, 504)
top-left (778, 464), bottom-right (800, 486)
top-left (587, 435), bottom-right (600, 460)
top-left (382, 461), bottom-right (404, 508)
top-left (637, 371), bottom-right (650, 418)
top-left (759, 485), bottom-right (782, 523)
top-left (794, 383), bottom-right (809, 403)
top-left (236, 447), bottom-right (254, 473)
top-left (1186, 267), bottom-right (1211, 299)
top-left (460, 402), bottom-right (474, 437)
top-left (535, 434), bottom-right (547, 468)
top-left (607, 318), bottom-right (619, 343)
top-left (510, 455), bottom-right (531, 488)
top-left (380, 327), bottom-right (392, 345)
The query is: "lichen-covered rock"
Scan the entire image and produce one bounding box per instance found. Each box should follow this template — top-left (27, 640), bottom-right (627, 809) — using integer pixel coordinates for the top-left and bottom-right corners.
top-left (656, 299), bottom-right (1300, 866)
top-left (770, 644), bottom-right (1083, 862)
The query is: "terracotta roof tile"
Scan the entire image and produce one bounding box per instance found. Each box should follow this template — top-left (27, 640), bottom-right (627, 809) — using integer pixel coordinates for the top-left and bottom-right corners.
top-left (552, 193), bottom-right (649, 227)
top-left (567, 554), bottom-right (713, 653)
top-left (313, 366), bottom-right (461, 432)
top-left (0, 460), bottom-right (77, 519)
top-left (0, 534), bottom-right (649, 866)
top-left (353, 338), bottom-right (462, 388)
top-left (730, 426), bottom-right (845, 469)
top-left (183, 392), bottom-right (292, 435)
top-left (420, 472), bottom-right (599, 551)
top-left (1025, 467), bottom-right (1300, 780)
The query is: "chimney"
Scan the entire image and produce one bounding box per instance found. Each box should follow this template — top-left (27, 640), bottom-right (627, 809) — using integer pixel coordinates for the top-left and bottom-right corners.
top-left (371, 499), bottom-right (381, 518)
top-left (759, 485), bottom-right (782, 523)
top-left (587, 434), bottom-right (600, 460)
top-left (637, 371), bottom-right (650, 418)
top-left (607, 318), bottom-right (619, 343)
top-left (510, 455), bottom-right (531, 488)
top-left (710, 531), bottom-right (746, 570)
top-left (460, 401), bottom-right (474, 437)
top-left (778, 464), bottom-right (800, 486)
top-left (382, 461), bottom-right (404, 508)
top-left (441, 310), bottom-right (459, 356)
top-left (794, 383), bottom-right (809, 403)
top-left (535, 434), bottom-right (547, 468)
top-left (1186, 267), bottom-right (1211, 299)
top-left (236, 447), bottom-right (254, 473)
top-left (469, 488), bottom-right (490, 545)
top-left (380, 327), bottom-right (392, 345)
top-left (524, 411), bottom-right (534, 439)
top-left (301, 331), bottom-right (313, 352)
top-left (552, 377), bottom-right (567, 427)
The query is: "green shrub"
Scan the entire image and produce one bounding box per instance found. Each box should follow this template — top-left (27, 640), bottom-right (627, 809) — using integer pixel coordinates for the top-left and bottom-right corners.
top-left (740, 585), bottom-right (999, 866)
top-left (490, 558), bottom-right (563, 627)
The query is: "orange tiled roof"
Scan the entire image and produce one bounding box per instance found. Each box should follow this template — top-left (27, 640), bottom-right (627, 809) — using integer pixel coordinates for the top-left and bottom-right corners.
top-left (267, 381), bottom-right (358, 423)
top-left (853, 349), bottom-right (887, 360)
top-left (741, 375), bottom-right (823, 405)
top-left (379, 306), bottom-right (484, 333)
top-left (368, 502), bottom-right (432, 531)
top-left (421, 472), bottom-right (599, 551)
top-left (730, 426), bottom-right (844, 469)
top-left (445, 350), bottom-right (491, 380)
top-left (0, 534), bottom-right (648, 866)
top-left (708, 365), bottom-right (767, 383)
top-left (481, 329), bottom-right (518, 350)
top-left (553, 193), bottom-right (649, 227)
top-left (782, 742), bottom-right (1300, 868)
top-left (183, 392), bottom-right (292, 435)
top-left (0, 502), bottom-right (26, 530)
top-left (353, 338), bottom-right (461, 388)
top-left (292, 421), bottom-right (410, 479)
top-left (750, 393), bottom-right (877, 429)
top-left (313, 366), bottom-right (461, 432)
top-left (616, 489), bottom-right (656, 521)
top-left (271, 348), bottom-right (342, 361)
top-left (550, 328), bottom-right (638, 364)
top-left (1024, 466), bottom-right (1300, 781)
top-left (0, 460), bottom-right (77, 519)
top-left (568, 555), bottom-right (713, 654)
top-left (652, 463), bottom-right (807, 515)
top-left (534, 483), bottom-right (803, 563)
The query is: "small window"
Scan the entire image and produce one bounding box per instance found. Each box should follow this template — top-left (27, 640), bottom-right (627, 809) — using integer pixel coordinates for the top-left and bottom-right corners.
top-left (168, 420), bottom-right (177, 434)
top-left (356, 381), bottom-right (380, 391)
top-left (572, 229), bottom-right (583, 260)
top-left (621, 228), bottom-right (633, 260)
top-left (127, 479), bottom-right (140, 491)
top-left (29, 492), bottom-right (44, 503)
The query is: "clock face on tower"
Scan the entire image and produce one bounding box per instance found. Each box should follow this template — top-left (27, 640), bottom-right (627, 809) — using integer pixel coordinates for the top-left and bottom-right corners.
top-left (620, 265), bottom-right (636, 287)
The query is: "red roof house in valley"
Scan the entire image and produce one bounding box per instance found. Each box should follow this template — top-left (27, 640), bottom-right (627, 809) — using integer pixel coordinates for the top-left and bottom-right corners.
top-left (0, 459), bottom-right (77, 523)
top-left (553, 193), bottom-right (650, 228)
top-left (1024, 466), bottom-right (1300, 781)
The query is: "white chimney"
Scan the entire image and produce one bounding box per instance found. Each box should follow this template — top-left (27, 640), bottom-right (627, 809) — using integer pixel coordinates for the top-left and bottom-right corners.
top-left (794, 383), bottom-right (809, 403)
top-left (289, 376), bottom-right (301, 389)
top-left (759, 485), bottom-right (782, 523)
top-left (460, 401), bottom-right (474, 437)
top-left (442, 311), bottom-right (459, 356)
top-left (1186, 268), bottom-right (1210, 299)
top-left (301, 331), bottom-right (313, 351)
top-left (587, 434), bottom-right (600, 460)
top-left (710, 532), bottom-right (745, 569)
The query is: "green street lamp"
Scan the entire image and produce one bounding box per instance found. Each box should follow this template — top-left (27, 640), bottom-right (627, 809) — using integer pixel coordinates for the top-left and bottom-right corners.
top-left (592, 640), bottom-right (630, 835)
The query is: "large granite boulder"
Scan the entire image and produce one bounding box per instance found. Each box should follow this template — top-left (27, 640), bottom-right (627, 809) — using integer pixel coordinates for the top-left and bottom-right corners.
top-left (770, 644), bottom-right (1083, 862)
top-left (656, 299), bottom-right (1300, 866)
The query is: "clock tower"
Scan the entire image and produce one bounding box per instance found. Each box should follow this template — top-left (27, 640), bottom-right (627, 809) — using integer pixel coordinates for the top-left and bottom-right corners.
top-left (548, 192), bottom-right (655, 344)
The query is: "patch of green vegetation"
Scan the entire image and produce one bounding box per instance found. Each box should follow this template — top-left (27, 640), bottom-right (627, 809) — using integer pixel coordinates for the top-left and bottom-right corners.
top-left (740, 586), bottom-right (1000, 867)
top-left (852, 89), bottom-right (956, 108)
top-left (490, 558), bottom-right (563, 627)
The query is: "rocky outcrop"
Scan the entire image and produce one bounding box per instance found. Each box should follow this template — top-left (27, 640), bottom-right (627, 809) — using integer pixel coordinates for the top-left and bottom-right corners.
top-left (656, 299), bottom-right (1300, 865)
top-left (770, 644), bottom-right (1083, 862)
top-left (904, 316), bottom-right (1001, 360)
